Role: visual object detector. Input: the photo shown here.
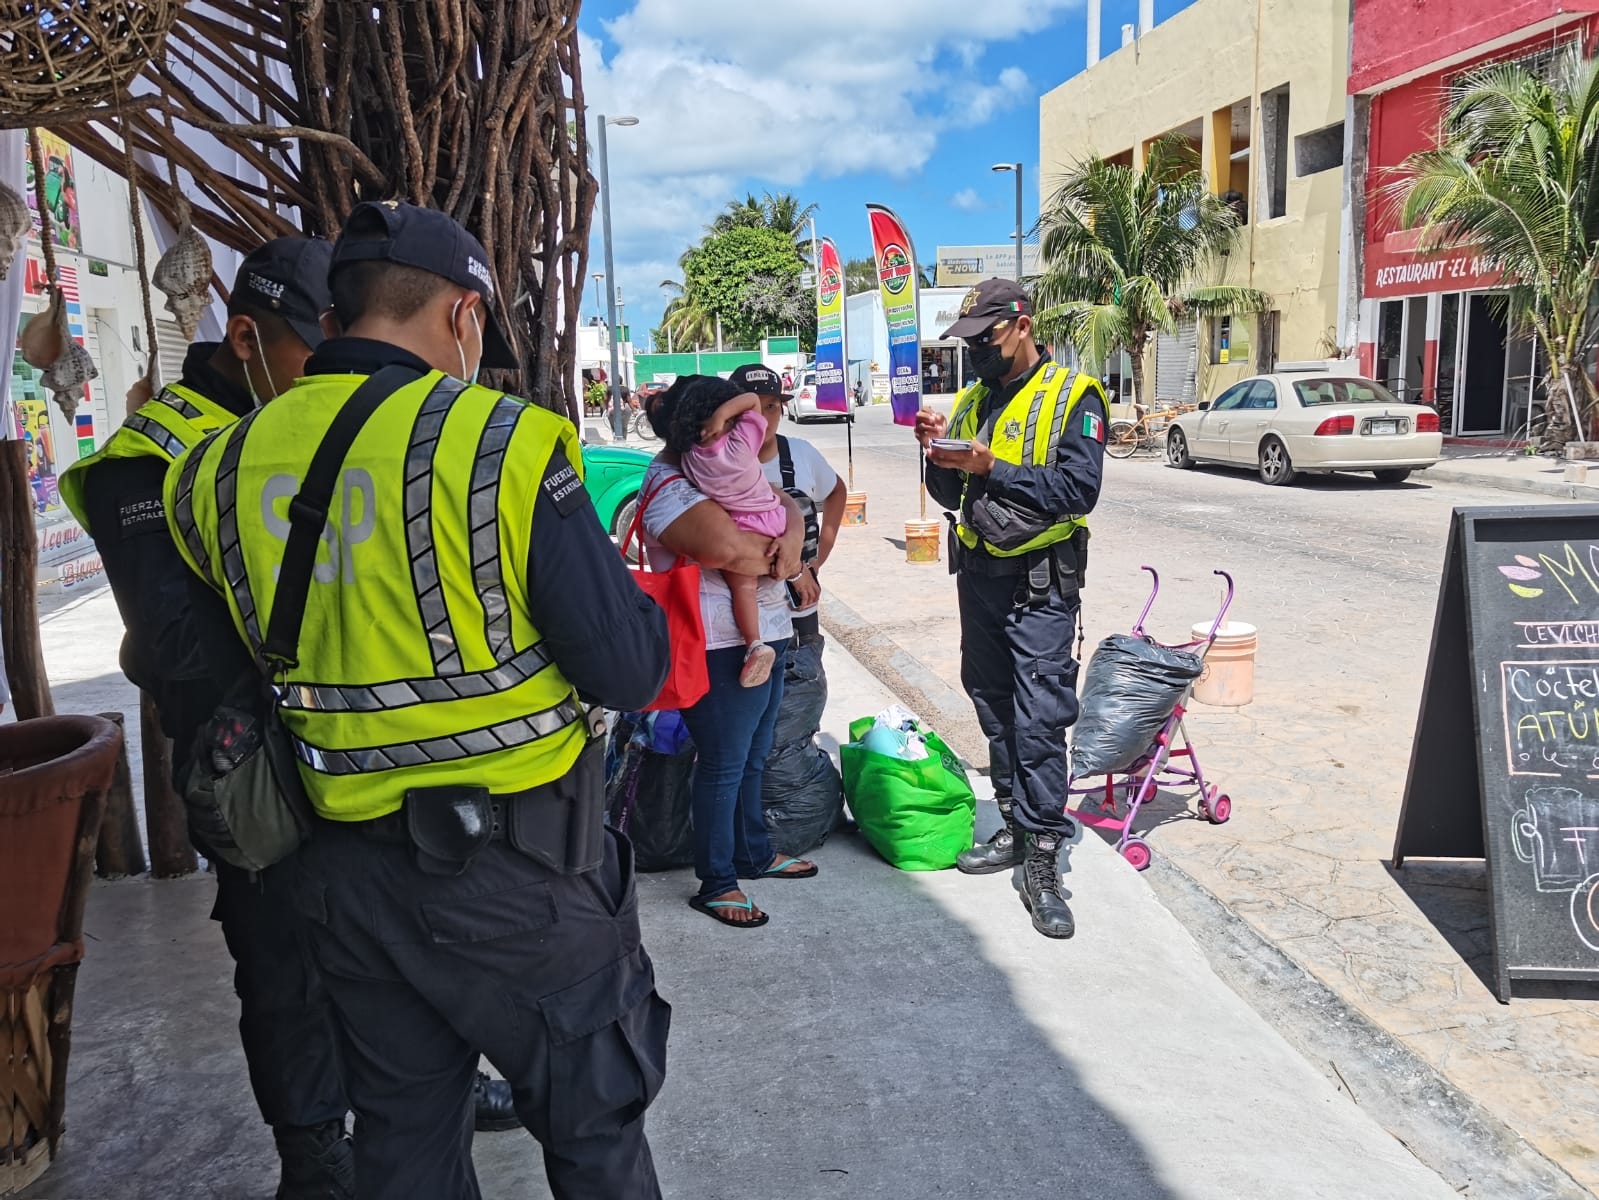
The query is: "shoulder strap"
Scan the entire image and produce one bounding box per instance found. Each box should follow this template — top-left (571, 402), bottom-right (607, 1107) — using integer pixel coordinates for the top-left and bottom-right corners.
top-left (258, 365), bottom-right (422, 670)
top-left (776, 434), bottom-right (796, 489)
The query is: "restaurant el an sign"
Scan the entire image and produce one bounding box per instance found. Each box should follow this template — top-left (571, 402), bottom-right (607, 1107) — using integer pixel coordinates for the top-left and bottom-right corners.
top-left (1365, 228), bottom-right (1501, 300)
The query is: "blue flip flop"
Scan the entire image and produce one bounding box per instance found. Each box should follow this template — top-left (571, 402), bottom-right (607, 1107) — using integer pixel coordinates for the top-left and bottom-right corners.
top-left (756, 857), bottom-right (818, 880)
top-left (689, 893), bottom-right (770, 929)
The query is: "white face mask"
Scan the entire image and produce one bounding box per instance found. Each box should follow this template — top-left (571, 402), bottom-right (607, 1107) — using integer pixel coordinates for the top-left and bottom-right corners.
top-left (242, 321), bottom-right (279, 409)
top-left (452, 298), bottom-right (483, 385)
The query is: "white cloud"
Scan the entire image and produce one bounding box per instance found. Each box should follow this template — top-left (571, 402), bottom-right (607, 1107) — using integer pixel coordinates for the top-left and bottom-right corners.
top-left (580, 0), bottom-right (1079, 334)
top-left (949, 187), bottom-right (987, 212)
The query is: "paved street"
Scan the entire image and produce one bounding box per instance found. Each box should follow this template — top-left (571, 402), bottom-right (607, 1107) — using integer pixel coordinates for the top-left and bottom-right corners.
top-left (793, 401), bottom-right (1597, 1194)
top-left (21, 588), bottom-right (1464, 1200)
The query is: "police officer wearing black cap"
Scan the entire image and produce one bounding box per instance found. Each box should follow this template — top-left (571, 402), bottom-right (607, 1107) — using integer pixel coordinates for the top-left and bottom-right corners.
top-left (59, 239), bottom-right (363, 1197)
top-left (915, 278), bottom-right (1108, 940)
top-left (166, 202), bottom-right (672, 1198)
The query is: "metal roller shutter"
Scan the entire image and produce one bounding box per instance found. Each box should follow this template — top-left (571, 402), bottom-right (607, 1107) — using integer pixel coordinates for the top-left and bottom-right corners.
top-left (1155, 318), bottom-right (1198, 404)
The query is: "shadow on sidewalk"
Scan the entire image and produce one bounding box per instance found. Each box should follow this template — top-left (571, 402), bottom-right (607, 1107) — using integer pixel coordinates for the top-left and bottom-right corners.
top-left (1384, 859), bottom-right (1599, 1002)
top-left (26, 836), bottom-right (1182, 1200)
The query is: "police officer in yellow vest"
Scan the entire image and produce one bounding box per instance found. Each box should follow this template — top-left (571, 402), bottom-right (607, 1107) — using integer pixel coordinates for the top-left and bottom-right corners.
top-left (165, 201), bottom-right (672, 1199)
top-left (58, 239), bottom-right (370, 1197)
top-left (916, 278), bottom-right (1107, 940)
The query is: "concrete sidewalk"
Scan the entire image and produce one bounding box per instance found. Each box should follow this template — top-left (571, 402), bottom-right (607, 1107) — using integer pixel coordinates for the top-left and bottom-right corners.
top-left (20, 592), bottom-right (1455, 1199)
top-left (1426, 445), bottom-right (1599, 501)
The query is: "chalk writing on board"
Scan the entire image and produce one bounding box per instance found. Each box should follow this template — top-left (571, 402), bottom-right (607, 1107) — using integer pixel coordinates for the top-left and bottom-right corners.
top-left (1501, 660), bottom-right (1599, 777)
top-left (1510, 787), bottom-right (1599, 951)
top-left (1497, 544), bottom-right (1599, 604)
top-left (1516, 621), bottom-right (1599, 650)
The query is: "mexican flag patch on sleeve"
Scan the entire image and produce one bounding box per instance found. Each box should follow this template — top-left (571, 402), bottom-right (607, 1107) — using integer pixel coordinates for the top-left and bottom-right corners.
top-left (1083, 411), bottom-right (1105, 443)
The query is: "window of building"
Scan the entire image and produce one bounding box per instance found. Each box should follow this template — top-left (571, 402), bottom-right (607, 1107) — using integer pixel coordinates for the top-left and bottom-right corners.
top-left (1260, 84), bottom-right (1291, 220)
top-left (1295, 121), bottom-right (1343, 177)
top-left (1210, 315), bottom-right (1249, 365)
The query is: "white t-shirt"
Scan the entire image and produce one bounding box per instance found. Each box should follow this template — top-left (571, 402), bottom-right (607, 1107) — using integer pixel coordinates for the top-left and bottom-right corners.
top-left (640, 461), bottom-right (794, 651)
top-left (761, 435), bottom-right (841, 620)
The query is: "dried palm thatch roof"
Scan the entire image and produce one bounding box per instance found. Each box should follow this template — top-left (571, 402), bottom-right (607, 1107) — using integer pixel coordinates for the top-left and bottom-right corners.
top-left (0, 0), bottom-right (597, 419)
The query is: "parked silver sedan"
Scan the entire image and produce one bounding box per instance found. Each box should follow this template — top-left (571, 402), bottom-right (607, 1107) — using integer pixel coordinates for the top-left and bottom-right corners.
top-left (1165, 373), bottom-right (1443, 485)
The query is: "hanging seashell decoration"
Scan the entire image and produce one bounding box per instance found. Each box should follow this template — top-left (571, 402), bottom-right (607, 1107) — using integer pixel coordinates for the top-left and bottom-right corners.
top-left (152, 201), bottom-right (213, 341)
top-left (0, 181), bottom-right (27, 281)
top-left (19, 289), bottom-right (66, 369)
top-left (41, 339), bottom-right (99, 421)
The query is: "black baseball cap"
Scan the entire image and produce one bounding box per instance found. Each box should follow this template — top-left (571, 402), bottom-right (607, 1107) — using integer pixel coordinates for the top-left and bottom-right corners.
top-left (330, 201), bottom-right (518, 369)
top-left (728, 362), bottom-right (791, 400)
top-left (229, 237), bottom-right (334, 351)
top-left (940, 277), bottom-right (1033, 340)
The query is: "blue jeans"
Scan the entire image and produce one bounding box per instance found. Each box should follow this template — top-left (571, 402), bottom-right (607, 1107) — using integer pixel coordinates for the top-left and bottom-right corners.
top-left (680, 642), bottom-right (788, 897)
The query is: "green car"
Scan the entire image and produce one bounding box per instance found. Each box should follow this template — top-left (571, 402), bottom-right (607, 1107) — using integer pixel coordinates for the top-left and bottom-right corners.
top-left (580, 442), bottom-right (653, 549)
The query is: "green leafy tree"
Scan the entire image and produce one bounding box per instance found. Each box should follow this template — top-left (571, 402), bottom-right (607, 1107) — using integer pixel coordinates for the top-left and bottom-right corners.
top-left (1033, 134), bottom-right (1269, 407)
top-left (1392, 45), bottom-right (1599, 449)
top-left (844, 257), bottom-right (879, 296)
top-left (682, 224), bottom-right (807, 348)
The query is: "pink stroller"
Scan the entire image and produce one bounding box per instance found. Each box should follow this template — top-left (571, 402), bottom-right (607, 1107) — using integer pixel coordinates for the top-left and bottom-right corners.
top-left (1068, 566), bottom-right (1236, 871)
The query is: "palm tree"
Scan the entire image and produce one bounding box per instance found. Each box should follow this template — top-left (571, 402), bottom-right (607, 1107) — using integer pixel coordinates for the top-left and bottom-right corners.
top-left (658, 280), bottom-right (718, 350)
top-left (1033, 135), bottom-right (1269, 408)
top-left (708, 191), bottom-right (818, 256)
top-left (1391, 45), bottom-right (1599, 450)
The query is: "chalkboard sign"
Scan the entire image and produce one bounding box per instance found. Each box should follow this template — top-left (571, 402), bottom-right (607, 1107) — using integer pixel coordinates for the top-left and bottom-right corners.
top-left (1395, 505), bottom-right (1599, 1002)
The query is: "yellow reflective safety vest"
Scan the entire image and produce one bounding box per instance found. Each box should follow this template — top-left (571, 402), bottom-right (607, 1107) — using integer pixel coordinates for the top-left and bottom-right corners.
top-left (948, 361), bottom-right (1100, 558)
top-left (59, 382), bottom-right (238, 532)
top-left (164, 370), bottom-right (589, 822)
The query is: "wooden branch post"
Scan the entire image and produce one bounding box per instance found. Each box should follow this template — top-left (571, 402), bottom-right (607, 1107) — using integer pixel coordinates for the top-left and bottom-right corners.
top-left (95, 712), bottom-right (148, 877)
top-left (0, 439), bottom-right (53, 720)
top-left (139, 691), bottom-right (195, 877)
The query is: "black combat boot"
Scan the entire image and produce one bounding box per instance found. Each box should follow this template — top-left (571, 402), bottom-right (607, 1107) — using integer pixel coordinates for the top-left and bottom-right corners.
top-left (274, 1120), bottom-right (355, 1200)
top-left (473, 1069), bottom-right (520, 1131)
top-left (1019, 834), bottom-right (1075, 940)
top-left (956, 803), bottom-right (1025, 875)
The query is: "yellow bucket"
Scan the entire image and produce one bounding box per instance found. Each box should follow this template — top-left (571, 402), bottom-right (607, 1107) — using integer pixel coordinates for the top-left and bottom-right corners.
top-left (905, 519), bottom-right (941, 564)
top-left (1191, 621), bottom-right (1257, 707)
top-left (844, 492), bottom-right (868, 526)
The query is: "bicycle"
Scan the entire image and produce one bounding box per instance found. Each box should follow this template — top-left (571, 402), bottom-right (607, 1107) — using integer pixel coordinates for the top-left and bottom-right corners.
top-left (1106, 402), bottom-right (1197, 459)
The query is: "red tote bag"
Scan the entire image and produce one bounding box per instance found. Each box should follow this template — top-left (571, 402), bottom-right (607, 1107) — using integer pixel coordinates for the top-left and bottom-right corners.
top-left (622, 474), bottom-right (710, 711)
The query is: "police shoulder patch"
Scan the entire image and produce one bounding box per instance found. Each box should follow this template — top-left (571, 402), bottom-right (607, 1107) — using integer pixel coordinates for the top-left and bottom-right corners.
top-left (117, 496), bottom-right (168, 537)
top-left (1082, 411), bottom-right (1105, 443)
top-left (541, 460), bottom-right (588, 517)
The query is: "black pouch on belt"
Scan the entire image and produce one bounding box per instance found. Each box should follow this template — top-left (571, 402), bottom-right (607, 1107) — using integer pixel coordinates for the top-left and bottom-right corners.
top-left (403, 785), bottom-right (494, 877)
top-left (944, 511), bottom-right (961, 576)
top-left (508, 738), bottom-right (607, 875)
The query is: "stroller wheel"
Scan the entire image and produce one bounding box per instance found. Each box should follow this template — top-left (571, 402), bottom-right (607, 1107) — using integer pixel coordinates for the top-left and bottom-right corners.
top-left (1120, 838), bottom-right (1153, 871)
top-left (1206, 794), bottom-right (1233, 825)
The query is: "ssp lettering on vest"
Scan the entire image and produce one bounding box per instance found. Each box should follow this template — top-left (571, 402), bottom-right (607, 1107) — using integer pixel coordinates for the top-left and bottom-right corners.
top-left (947, 362), bottom-right (1099, 557)
top-left (165, 370), bottom-right (589, 823)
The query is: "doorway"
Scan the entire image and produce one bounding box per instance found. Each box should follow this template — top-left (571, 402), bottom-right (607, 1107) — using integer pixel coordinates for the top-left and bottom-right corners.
top-left (1459, 294), bottom-right (1508, 435)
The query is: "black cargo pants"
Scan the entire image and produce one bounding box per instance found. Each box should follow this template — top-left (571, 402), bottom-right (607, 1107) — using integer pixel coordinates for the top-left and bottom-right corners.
top-left (957, 563), bottom-right (1080, 835)
top-left (292, 821), bottom-right (669, 1200)
top-left (211, 858), bottom-right (348, 1130)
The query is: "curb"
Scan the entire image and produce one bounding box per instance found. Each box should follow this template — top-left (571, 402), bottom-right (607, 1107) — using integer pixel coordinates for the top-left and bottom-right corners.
top-left (1146, 857), bottom-right (1589, 1199)
top-left (1426, 463), bottom-right (1599, 502)
top-left (822, 593), bottom-right (1590, 1199)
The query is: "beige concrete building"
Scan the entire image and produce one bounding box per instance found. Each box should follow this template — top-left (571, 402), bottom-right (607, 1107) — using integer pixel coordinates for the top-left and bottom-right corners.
top-left (1038, 0), bottom-right (1352, 405)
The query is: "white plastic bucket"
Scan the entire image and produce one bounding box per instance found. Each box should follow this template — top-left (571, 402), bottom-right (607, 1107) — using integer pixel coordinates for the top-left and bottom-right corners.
top-left (1191, 621), bottom-right (1257, 707)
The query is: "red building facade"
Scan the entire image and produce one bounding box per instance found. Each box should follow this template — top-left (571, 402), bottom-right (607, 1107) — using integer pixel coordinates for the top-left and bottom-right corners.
top-left (1351, 0), bottom-right (1599, 437)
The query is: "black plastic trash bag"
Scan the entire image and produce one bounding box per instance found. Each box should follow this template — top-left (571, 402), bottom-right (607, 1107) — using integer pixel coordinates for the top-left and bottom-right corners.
top-left (606, 713), bottom-right (696, 872)
top-left (762, 636), bottom-right (844, 857)
top-left (1070, 634), bottom-right (1204, 778)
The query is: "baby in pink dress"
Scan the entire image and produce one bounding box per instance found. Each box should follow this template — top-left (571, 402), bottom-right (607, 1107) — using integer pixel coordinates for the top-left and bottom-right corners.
top-left (681, 393), bottom-right (786, 685)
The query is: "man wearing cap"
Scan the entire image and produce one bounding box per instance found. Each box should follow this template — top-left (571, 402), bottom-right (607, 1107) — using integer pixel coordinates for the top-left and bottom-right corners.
top-left (165, 202), bottom-right (672, 1198)
top-left (59, 238), bottom-right (364, 1197)
top-left (914, 278), bottom-right (1107, 941)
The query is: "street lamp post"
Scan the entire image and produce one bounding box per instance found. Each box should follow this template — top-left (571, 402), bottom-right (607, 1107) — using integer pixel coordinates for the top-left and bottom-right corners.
top-left (598, 114), bottom-right (639, 440)
top-left (992, 162), bottom-right (1024, 281)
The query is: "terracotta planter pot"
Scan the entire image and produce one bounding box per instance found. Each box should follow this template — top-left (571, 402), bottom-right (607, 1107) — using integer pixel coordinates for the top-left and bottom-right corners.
top-left (0, 715), bottom-right (120, 1196)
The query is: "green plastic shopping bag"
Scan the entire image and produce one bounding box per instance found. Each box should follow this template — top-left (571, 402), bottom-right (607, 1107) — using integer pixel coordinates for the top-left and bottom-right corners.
top-left (841, 717), bottom-right (977, 871)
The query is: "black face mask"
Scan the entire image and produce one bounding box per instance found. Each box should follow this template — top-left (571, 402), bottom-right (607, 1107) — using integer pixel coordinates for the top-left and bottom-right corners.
top-left (968, 339), bottom-right (1014, 386)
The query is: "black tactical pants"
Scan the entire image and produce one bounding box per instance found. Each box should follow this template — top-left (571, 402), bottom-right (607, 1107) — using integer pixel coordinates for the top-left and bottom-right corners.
top-left (957, 567), bottom-right (1080, 834)
top-left (292, 821), bottom-right (669, 1200)
top-left (212, 859), bottom-right (348, 1130)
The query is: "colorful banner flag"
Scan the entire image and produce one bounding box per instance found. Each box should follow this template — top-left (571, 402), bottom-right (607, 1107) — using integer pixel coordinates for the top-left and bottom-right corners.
top-left (813, 237), bottom-right (848, 413)
top-left (866, 204), bottom-right (921, 426)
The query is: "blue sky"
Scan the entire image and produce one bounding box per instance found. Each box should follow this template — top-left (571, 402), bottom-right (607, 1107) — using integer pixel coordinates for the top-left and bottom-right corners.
top-left (578, 0), bottom-right (1199, 343)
